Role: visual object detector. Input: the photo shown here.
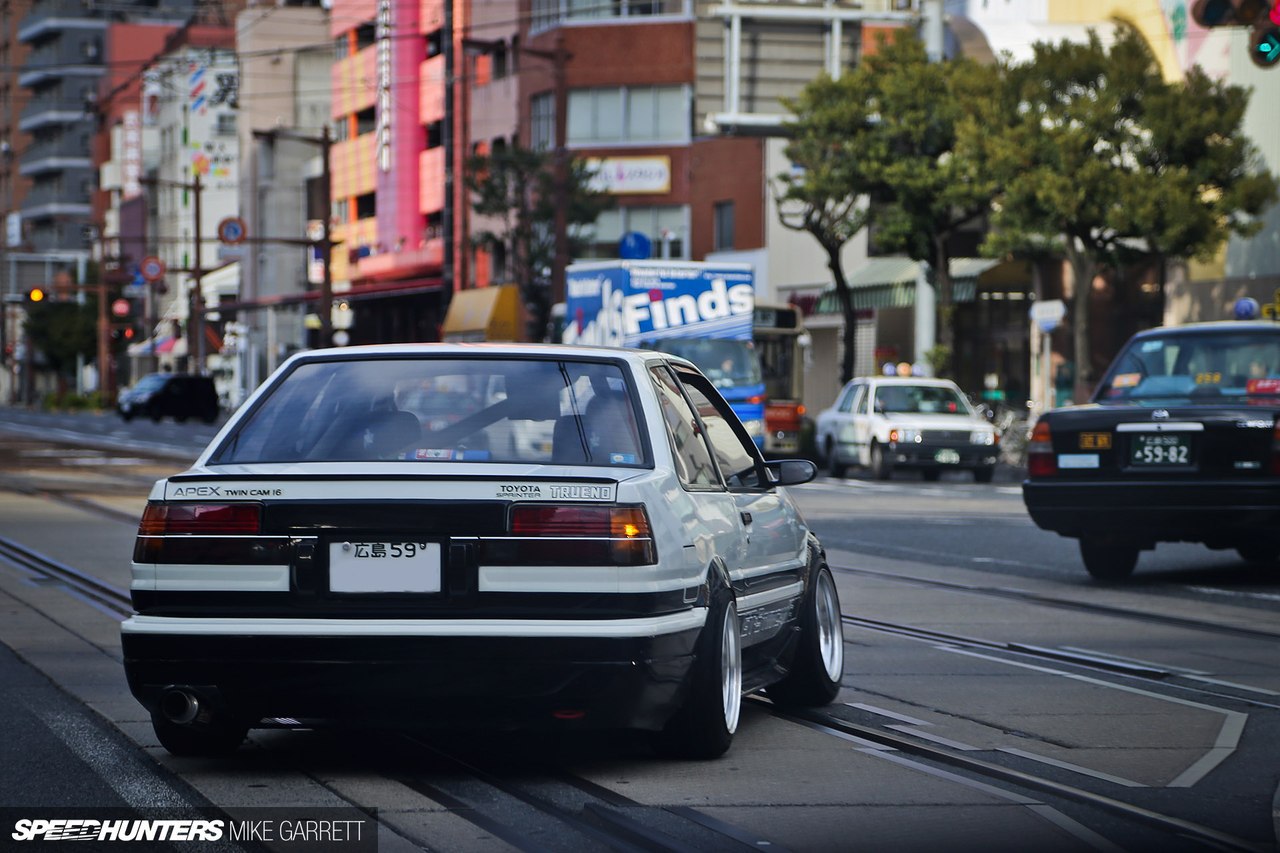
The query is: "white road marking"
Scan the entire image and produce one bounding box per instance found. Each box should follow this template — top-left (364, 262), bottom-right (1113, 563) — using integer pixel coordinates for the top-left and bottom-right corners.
top-left (39, 711), bottom-right (192, 809)
top-left (937, 646), bottom-right (1248, 789)
top-left (885, 725), bottom-right (981, 752)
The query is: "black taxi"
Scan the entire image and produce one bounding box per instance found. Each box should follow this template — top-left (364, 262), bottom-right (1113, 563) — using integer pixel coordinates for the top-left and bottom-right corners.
top-left (1023, 321), bottom-right (1280, 580)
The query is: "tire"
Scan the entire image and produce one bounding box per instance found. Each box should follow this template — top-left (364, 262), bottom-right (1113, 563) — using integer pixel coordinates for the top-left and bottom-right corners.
top-left (1236, 544), bottom-right (1280, 564)
top-left (767, 564), bottom-right (844, 708)
top-left (869, 442), bottom-right (891, 481)
top-left (174, 413), bottom-right (188, 423)
top-left (201, 410), bottom-right (218, 425)
top-left (147, 405), bottom-right (162, 423)
top-left (1079, 538), bottom-right (1139, 582)
top-left (150, 712), bottom-right (247, 757)
top-left (973, 466), bottom-right (995, 484)
top-left (921, 469), bottom-right (941, 482)
top-left (119, 411), bottom-right (133, 422)
top-left (826, 438), bottom-right (847, 478)
top-left (652, 587), bottom-right (741, 760)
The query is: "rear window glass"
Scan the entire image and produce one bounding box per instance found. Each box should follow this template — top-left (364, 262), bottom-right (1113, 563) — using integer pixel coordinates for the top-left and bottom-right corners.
top-left (211, 357), bottom-right (647, 466)
top-left (1097, 330), bottom-right (1280, 403)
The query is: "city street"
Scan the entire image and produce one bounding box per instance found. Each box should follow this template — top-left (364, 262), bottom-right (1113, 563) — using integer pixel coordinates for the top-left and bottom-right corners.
top-left (0, 407), bottom-right (1277, 852)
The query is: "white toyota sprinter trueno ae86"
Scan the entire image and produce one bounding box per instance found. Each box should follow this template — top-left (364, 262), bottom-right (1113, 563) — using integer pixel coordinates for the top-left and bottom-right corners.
top-left (121, 343), bottom-right (844, 759)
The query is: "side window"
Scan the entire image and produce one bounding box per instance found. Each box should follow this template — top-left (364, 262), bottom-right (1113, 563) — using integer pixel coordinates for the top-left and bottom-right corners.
top-left (675, 368), bottom-right (763, 489)
top-left (849, 384), bottom-right (866, 415)
top-left (650, 367), bottom-right (719, 488)
top-left (836, 384), bottom-right (855, 413)
top-left (856, 385), bottom-right (871, 415)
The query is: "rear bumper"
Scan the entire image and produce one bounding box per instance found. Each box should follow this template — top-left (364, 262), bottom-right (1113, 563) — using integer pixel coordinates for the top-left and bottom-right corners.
top-left (1022, 479), bottom-right (1280, 543)
top-left (121, 612), bottom-right (704, 731)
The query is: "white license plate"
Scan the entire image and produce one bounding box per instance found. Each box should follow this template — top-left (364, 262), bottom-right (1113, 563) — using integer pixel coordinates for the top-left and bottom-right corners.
top-left (329, 541), bottom-right (441, 593)
top-left (935, 449), bottom-right (961, 465)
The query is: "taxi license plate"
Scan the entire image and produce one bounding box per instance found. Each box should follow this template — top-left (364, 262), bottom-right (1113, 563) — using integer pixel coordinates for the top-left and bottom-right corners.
top-left (1129, 433), bottom-right (1191, 466)
top-left (935, 449), bottom-right (961, 465)
top-left (329, 540), bottom-right (441, 593)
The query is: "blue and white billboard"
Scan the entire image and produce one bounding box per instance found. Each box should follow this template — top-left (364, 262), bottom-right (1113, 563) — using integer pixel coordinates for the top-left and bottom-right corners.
top-left (562, 261), bottom-right (755, 347)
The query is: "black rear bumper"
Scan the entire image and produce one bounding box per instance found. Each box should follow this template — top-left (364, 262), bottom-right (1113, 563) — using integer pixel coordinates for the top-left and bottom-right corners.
top-left (122, 626), bottom-right (701, 732)
top-left (1022, 479), bottom-right (1280, 544)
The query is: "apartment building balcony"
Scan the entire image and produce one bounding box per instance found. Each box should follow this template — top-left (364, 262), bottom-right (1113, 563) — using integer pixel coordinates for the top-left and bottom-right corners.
top-left (18, 0), bottom-right (105, 43)
top-left (20, 40), bottom-right (103, 86)
top-left (19, 137), bottom-right (91, 177)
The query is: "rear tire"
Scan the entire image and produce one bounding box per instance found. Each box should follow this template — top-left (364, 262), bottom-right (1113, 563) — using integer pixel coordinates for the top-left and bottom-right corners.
top-left (652, 587), bottom-right (741, 760)
top-left (1080, 538), bottom-right (1139, 582)
top-left (826, 439), bottom-right (846, 478)
top-left (870, 443), bottom-right (891, 480)
top-left (921, 469), bottom-right (941, 482)
top-left (973, 466), bottom-right (995, 483)
top-left (150, 712), bottom-right (247, 757)
top-left (767, 564), bottom-right (843, 708)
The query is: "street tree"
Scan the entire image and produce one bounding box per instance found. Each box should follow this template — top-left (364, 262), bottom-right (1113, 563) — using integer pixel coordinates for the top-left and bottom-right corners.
top-left (24, 298), bottom-right (97, 395)
top-left (776, 73), bottom-right (878, 384)
top-left (464, 145), bottom-right (612, 341)
top-left (967, 22), bottom-right (1275, 401)
top-left (854, 30), bottom-right (1003, 377)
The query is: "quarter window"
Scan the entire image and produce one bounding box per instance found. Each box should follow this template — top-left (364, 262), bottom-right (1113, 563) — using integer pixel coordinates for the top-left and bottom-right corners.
top-left (651, 366), bottom-right (718, 488)
top-left (675, 369), bottom-right (762, 489)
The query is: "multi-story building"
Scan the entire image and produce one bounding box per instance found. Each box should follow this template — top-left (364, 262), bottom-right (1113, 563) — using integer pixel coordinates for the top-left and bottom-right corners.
top-left (328, 0), bottom-right (445, 346)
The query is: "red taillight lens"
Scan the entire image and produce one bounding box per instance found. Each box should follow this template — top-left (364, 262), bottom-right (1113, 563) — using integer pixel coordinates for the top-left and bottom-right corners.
top-left (1026, 420), bottom-right (1057, 477)
top-left (139, 502), bottom-right (262, 535)
top-left (502, 504), bottom-right (655, 565)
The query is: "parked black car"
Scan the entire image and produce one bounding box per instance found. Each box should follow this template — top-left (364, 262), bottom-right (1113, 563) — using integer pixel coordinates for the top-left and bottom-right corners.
top-left (117, 373), bottom-right (219, 424)
top-left (1023, 321), bottom-right (1280, 580)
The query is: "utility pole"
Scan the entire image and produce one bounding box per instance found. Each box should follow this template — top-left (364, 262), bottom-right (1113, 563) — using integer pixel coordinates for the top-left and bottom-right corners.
top-left (521, 33), bottom-right (570, 308)
top-left (141, 175), bottom-right (206, 374)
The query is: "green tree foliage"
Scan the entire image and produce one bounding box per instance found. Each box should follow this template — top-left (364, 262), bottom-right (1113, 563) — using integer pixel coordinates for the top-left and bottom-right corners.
top-left (464, 145), bottom-right (613, 341)
top-left (967, 22), bottom-right (1276, 400)
top-left (24, 297), bottom-right (97, 380)
top-left (855, 31), bottom-right (1003, 377)
top-left (778, 30), bottom-right (1001, 381)
top-left (776, 73), bottom-right (878, 384)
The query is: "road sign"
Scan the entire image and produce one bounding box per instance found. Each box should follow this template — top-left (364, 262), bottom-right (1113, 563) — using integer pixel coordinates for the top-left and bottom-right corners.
top-left (217, 216), bottom-right (247, 245)
top-left (1030, 299), bottom-right (1066, 333)
top-left (140, 256), bottom-right (166, 282)
top-left (111, 298), bottom-right (130, 317)
top-left (618, 231), bottom-right (652, 260)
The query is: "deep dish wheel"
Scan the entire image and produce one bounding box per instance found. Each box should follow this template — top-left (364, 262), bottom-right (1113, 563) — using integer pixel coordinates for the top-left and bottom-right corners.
top-left (767, 564), bottom-right (844, 707)
top-left (652, 589), bottom-right (741, 760)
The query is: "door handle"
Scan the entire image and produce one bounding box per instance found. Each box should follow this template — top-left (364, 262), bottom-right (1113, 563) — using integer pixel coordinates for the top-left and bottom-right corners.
top-left (740, 511), bottom-right (753, 525)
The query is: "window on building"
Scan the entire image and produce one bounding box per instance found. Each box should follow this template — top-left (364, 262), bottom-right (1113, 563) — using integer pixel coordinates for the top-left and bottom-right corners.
top-left (532, 0), bottom-right (688, 31)
top-left (578, 205), bottom-right (688, 260)
top-left (355, 192), bottom-right (376, 220)
top-left (332, 119), bottom-right (349, 142)
top-left (492, 43), bottom-right (508, 79)
top-left (355, 23), bottom-right (376, 51)
top-left (215, 113), bottom-right (236, 136)
top-left (333, 198), bottom-right (349, 224)
top-left (530, 93), bottom-right (555, 151)
top-left (426, 120), bottom-right (443, 149)
top-left (713, 201), bottom-right (734, 251)
top-left (426, 29), bottom-right (442, 58)
top-left (425, 211), bottom-right (443, 241)
top-left (333, 36), bottom-right (347, 61)
top-left (356, 107), bottom-right (375, 136)
top-left (568, 85), bottom-right (688, 146)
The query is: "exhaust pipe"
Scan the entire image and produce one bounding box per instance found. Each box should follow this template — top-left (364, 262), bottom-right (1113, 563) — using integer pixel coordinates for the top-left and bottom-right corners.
top-left (159, 688), bottom-right (201, 725)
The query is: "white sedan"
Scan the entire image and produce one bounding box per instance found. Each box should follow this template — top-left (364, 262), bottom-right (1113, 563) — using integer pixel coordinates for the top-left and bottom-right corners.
top-left (815, 376), bottom-right (999, 482)
top-left (122, 343), bottom-right (844, 760)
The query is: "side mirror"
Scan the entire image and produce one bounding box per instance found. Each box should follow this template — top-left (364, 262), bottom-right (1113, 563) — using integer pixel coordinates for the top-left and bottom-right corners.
top-left (765, 458), bottom-right (817, 487)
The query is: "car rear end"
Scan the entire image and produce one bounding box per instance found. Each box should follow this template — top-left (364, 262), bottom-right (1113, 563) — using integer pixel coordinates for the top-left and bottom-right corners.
top-left (120, 348), bottom-right (709, 733)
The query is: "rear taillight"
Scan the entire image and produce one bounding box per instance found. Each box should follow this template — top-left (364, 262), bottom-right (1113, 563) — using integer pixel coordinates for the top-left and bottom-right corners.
top-left (139, 502), bottom-right (262, 535)
top-left (1026, 420), bottom-right (1057, 477)
top-left (134, 502), bottom-right (268, 563)
top-left (496, 504), bottom-right (656, 566)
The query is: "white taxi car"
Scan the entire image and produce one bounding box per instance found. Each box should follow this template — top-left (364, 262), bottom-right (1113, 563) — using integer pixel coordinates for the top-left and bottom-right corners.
top-left (122, 344), bottom-right (844, 759)
top-left (815, 376), bottom-right (999, 482)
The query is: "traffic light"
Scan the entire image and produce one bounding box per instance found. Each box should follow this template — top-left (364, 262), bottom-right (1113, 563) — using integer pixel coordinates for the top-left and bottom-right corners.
top-left (1191, 0), bottom-right (1280, 68)
top-left (25, 286), bottom-right (45, 304)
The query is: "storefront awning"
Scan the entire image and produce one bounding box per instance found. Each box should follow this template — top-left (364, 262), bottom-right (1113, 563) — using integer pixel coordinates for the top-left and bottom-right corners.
top-left (811, 257), bottom-right (999, 313)
top-left (441, 285), bottom-right (523, 342)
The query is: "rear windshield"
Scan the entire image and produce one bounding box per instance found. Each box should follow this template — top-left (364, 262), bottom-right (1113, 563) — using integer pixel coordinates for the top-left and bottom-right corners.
top-left (1096, 330), bottom-right (1280, 404)
top-left (211, 357), bottom-right (648, 466)
top-left (874, 384), bottom-right (972, 415)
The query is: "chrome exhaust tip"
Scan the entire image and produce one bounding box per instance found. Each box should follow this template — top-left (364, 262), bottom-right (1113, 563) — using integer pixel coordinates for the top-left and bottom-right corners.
top-left (159, 688), bottom-right (201, 725)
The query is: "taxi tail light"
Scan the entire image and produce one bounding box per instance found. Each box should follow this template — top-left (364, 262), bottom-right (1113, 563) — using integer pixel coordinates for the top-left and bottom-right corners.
top-left (135, 502), bottom-right (264, 563)
top-left (509, 504), bottom-right (655, 565)
top-left (1026, 420), bottom-right (1057, 477)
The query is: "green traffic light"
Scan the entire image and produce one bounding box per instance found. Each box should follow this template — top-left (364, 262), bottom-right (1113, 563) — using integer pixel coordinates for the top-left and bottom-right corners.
top-left (1251, 27), bottom-right (1280, 66)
